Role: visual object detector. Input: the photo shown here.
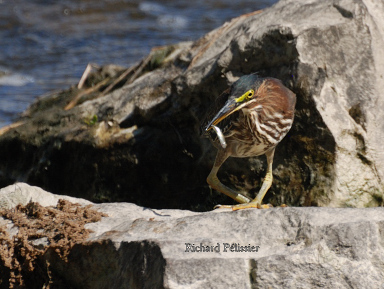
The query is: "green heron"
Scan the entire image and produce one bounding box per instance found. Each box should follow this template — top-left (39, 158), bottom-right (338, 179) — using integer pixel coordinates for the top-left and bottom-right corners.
top-left (202, 74), bottom-right (296, 210)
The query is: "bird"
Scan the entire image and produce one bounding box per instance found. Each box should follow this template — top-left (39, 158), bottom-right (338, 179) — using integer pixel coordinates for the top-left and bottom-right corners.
top-left (202, 74), bottom-right (296, 210)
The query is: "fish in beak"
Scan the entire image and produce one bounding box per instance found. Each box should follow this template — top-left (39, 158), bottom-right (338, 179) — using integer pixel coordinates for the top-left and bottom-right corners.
top-left (204, 98), bottom-right (244, 149)
top-left (205, 98), bottom-right (242, 132)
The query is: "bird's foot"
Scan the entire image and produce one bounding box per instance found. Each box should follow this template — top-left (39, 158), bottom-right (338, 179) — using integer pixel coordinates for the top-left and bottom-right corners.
top-left (214, 203), bottom-right (288, 210)
top-left (232, 202), bottom-right (272, 211)
top-left (213, 203), bottom-right (273, 211)
top-left (213, 204), bottom-right (233, 210)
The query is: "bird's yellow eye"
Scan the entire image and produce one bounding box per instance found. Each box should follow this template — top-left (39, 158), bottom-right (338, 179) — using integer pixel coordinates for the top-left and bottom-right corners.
top-left (246, 89), bottom-right (254, 99)
top-left (235, 89), bottom-right (254, 103)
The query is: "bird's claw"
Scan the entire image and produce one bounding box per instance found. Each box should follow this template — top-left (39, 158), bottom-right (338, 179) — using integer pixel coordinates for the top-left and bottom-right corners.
top-left (213, 203), bottom-right (275, 211)
top-left (214, 203), bottom-right (288, 211)
top-left (213, 204), bottom-right (232, 210)
top-left (232, 202), bottom-right (272, 211)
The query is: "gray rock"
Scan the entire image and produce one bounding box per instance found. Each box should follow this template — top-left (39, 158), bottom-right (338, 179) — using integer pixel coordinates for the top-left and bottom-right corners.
top-left (1, 183), bottom-right (384, 288)
top-left (0, 0), bottom-right (383, 209)
top-left (0, 182), bottom-right (91, 210)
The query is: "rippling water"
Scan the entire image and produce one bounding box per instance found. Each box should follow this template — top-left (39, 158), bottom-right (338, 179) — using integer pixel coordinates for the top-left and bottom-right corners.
top-left (0, 0), bottom-right (277, 127)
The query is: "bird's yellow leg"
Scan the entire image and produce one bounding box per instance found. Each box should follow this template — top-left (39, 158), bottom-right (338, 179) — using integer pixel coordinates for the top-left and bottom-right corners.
top-left (208, 174), bottom-right (251, 205)
top-left (232, 148), bottom-right (275, 211)
top-left (207, 150), bottom-right (251, 206)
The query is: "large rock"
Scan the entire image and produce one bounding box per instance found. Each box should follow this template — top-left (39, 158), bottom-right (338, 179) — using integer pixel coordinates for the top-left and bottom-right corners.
top-left (1, 183), bottom-right (384, 288)
top-left (0, 0), bottom-right (383, 209)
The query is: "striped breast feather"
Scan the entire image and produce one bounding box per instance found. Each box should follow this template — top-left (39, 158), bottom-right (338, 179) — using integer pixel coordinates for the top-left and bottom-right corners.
top-left (250, 110), bottom-right (293, 145)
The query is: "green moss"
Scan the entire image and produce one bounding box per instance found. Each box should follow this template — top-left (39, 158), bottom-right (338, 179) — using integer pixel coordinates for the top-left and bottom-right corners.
top-left (149, 46), bottom-right (176, 70)
top-left (84, 114), bottom-right (98, 126)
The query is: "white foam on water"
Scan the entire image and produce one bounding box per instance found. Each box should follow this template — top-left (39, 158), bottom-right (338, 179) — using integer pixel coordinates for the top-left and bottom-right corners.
top-left (157, 15), bottom-right (189, 29)
top-left (139, 2), bottom-right (166, 15)
top-left (0, 73), bottom-right (34, 87)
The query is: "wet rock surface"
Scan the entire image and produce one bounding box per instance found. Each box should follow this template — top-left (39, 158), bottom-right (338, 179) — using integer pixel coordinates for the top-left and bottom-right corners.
top-left (1, 183), bottom-right (384, 288)
top-left (0, 0), bottom-right (384, 211)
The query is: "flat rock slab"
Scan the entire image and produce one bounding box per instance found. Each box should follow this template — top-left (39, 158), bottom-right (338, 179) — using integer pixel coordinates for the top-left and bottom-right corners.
top-left (1, 183), bottom-right (384, 288)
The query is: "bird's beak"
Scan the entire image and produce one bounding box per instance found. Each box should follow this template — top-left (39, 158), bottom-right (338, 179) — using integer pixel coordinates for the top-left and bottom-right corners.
top-left (205, 98), bottom-right (242, 131)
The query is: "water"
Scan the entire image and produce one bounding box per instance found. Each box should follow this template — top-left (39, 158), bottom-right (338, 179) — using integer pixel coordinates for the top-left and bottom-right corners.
top-left (0, 0), bottom-right (277, 127)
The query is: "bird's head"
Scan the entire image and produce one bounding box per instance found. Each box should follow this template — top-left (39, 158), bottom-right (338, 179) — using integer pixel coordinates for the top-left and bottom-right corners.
top-left (205, 74), bottom-right (262, 131)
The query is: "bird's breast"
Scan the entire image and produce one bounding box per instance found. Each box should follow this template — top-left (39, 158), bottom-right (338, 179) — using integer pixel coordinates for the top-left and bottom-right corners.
top-left (225, 108), bottom-right (293, 157)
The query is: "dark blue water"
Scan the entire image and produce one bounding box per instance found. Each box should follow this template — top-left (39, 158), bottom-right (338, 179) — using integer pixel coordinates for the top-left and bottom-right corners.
top-left (0, 0), bottom-right (277, 127)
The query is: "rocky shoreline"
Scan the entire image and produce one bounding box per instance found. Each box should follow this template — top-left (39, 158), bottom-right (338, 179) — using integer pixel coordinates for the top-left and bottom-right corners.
top-left (1, 0), bottom-right (384, 287)
top-left (1, 183), bottom-right (384, 288)
top-left (1, 0), bottom-right (384, 210)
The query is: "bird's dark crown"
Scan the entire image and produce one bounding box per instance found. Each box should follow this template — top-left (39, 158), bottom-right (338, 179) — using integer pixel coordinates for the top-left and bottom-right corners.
top-left (230, 74), bottom-right (264, 98)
